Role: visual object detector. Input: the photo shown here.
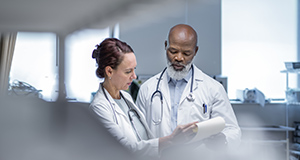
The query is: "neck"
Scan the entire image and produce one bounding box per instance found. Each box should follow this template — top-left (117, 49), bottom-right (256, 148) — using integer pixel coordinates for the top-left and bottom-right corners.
top-left (102, 81), bottom-right (120, 99)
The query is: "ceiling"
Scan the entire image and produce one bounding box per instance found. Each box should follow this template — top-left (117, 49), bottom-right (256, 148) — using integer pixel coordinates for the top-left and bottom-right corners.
top-left (0, 0), bottom-right (183, 34)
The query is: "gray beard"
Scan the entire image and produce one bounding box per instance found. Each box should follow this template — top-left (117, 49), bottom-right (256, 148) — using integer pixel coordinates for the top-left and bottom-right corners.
top-left (166, 61), bottom-right (192, 80)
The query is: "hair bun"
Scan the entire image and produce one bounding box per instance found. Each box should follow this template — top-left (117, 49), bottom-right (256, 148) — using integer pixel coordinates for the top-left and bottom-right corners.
top-left (92, 49), bottom-right (99, 59)
top-left (92, 44), bottom-right (101, 59)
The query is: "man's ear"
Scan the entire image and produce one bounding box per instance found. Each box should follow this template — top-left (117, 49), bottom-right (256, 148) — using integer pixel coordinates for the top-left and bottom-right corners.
top-left (194, 46), bottom-right (199, 55)
top-left (164, 40), bottom-right (168, 49)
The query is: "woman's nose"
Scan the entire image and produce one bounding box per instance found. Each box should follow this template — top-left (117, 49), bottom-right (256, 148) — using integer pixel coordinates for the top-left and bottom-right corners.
top-left (132, 71), bottom-right (137, 79)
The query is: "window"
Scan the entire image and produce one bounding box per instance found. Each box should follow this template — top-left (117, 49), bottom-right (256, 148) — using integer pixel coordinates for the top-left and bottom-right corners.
top-left (9, 32), bottom-right (58, 101)
top-left (10, 27), bottom-right (113, 102)
top-left (222, 0), bottom-right (298, 99)
top-left (65, 28), bottom-right (110, 102)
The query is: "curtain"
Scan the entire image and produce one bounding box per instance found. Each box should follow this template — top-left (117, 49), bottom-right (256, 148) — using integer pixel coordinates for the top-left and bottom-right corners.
top-left (0, 32), bottom-right (17, 96)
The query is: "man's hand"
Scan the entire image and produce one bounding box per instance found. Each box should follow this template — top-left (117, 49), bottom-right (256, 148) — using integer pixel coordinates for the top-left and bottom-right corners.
top-left (203, 132), bottom-right (227, 150)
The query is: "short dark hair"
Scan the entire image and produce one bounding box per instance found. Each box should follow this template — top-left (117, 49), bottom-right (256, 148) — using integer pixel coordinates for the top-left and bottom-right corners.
top-left (92, 38), bottom-right (134, 78)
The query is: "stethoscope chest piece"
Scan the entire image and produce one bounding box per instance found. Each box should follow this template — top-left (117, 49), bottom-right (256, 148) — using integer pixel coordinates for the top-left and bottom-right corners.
top-left (186, 92), bottom-right (195, 102)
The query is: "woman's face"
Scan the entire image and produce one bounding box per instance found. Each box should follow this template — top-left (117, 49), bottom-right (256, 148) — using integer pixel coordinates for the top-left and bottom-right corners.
top-left (111, 52), bottom-right (137, 91)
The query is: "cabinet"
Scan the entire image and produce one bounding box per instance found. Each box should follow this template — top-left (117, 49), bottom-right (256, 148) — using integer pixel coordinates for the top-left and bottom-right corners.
top-left (234, 69), bottom-right (299, 160)
top-left (280, 69), bottom-right (300, 159)
top-left (233, 101), bottom-right (295, 160)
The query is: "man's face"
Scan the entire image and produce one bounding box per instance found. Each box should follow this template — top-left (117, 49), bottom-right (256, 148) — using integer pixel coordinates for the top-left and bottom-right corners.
top-left (165, 33), bottom-right (198, 71)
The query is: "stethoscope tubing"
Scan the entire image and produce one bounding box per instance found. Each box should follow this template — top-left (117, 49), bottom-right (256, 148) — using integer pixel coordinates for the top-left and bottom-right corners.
top-left (102, 83), bottom-right (119, 124)
top-left (151, 65), bottom-right (195, 125)
top-left (101, 83), bottom-right (148, 141)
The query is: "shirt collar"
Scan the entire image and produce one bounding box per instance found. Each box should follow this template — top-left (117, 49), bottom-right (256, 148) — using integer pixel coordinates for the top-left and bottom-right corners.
top-left (167, 66), bottom-right (193, 84)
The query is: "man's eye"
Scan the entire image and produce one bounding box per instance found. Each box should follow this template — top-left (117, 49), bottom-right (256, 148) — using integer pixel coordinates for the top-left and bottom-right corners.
top-left (169, 50), bottom-right (177, 54)
top-left (184, 52), bottom-right (192, 56)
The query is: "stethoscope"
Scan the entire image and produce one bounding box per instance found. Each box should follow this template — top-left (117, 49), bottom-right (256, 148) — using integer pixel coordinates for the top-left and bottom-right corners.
top-left (150, 65), bottom-right (195, 125)
top-left (101, 83), bottom-right (149, 141)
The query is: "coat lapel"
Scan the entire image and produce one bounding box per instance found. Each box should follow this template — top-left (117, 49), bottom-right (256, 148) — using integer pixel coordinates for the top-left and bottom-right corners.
top-left (179, 65), bottom-right (202, 104)
top-left (101, 85), bottom-right (128, 119)
top-left (159, 72), bottom-right (171, 111)
top-left (121, 90), bottom-right (155, 139)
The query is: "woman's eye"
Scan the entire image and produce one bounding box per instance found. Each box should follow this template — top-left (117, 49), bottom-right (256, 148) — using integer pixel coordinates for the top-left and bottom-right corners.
top-left (125, 68), bottom-right (135, 74)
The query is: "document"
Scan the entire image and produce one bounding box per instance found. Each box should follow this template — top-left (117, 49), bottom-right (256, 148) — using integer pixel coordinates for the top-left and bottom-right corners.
top-left (189, 116), bottom-right (225, 143)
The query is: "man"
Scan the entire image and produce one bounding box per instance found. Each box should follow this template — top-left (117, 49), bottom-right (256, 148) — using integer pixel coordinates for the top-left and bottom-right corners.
top-left (136, 24), bottom-right (241, 150)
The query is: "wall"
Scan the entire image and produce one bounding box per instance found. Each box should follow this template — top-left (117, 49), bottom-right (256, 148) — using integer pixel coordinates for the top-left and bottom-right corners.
top-left (119, 0), bottom-right (221, 77)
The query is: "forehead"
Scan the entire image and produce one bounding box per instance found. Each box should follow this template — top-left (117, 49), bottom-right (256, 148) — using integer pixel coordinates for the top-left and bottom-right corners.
top-left (119, 52), bottom-right (136, 68)
top-left (168, 32), bottom-right (196, 49)
top-left (168, 38), bottom-right (195, 51)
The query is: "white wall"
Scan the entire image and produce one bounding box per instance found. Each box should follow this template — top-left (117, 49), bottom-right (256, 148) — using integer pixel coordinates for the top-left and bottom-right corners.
top-left (119, 0), bottom-right (221, 77)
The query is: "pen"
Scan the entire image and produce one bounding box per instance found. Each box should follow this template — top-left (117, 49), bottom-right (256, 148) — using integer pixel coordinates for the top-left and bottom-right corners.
top-left (203, 103), bottom-right (207, 113)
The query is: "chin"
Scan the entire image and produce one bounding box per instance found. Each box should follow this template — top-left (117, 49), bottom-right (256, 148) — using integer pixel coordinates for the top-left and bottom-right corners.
top-left (167, 64), bottom-right (192, 80)
top-left (122, 86), bottom-right (129, 91)
top-left (173, 67), bottom-right (184, 72)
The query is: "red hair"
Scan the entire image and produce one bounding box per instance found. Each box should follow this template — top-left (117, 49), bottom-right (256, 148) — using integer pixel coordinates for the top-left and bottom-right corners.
top-left (92, 38), bottom-right (134, 78)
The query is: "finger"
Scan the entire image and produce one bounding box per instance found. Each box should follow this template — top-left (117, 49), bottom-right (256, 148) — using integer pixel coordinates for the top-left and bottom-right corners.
top-left (183, 123), bottom-right (198, 133)
top-left (192, 124), bottom-right (198, 133)
top-left (179, 126), bottom-right (197, 141)
top-left (181, 121), bottom-right (198, 129)
top-left (183, 125), bottom-right (198, 140)
top-left (173, 121), bottom-right (198, 136)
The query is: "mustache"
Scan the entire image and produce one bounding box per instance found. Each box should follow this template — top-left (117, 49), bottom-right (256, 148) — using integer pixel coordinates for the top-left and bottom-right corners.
top-left (170, 62), bottom-right (186, 67)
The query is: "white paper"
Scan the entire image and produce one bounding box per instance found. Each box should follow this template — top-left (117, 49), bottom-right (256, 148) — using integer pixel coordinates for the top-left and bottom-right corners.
top-left (189, 117), bottom-right (225, 143)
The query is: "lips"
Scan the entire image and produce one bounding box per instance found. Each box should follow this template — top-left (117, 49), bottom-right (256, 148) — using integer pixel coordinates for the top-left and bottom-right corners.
top-left (172, 64), bottom-right (184, 70)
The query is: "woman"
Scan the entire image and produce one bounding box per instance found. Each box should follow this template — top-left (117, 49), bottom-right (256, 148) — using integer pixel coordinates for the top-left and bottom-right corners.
top-left (89, 38), bottom-right (196, 158)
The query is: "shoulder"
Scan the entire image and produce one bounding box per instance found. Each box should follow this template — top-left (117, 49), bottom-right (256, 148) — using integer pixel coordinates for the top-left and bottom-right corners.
top-left (139, 72), bottom-right (160, 90)
top-left (194, 66), bottom-right (224, 89)
top-left (89, 88), bottom-right (108, 110)
top-left (142, 73), bottom-right (160, 85)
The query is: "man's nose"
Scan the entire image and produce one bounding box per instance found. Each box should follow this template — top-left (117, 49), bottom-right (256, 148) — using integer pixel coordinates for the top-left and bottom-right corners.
top-left (175, 53), bottom-right (184, 61)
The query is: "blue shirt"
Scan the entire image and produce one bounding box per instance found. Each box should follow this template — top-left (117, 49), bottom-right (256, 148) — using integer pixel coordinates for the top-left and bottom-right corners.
top-left (167, 70), bottom-right (192, 131)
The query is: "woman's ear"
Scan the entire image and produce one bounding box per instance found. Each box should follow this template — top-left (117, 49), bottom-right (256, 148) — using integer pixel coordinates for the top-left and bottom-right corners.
top-left (105, 66), bottom-right (113, 78)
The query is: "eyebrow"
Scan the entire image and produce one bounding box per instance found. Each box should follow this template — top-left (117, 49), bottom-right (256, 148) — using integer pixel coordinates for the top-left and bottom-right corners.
top-left (124, 67), bottom-right (136, 71)
top-left (169, 47), bottom-right (192, 53)
top-left (168, 47), bottom-right (177, 50)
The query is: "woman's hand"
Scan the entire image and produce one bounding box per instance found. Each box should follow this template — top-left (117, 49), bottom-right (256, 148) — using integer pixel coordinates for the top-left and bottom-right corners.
top-left (169, 121), bottom-right (198, 144)
top-left (159, 121), bottom-right (198, 152)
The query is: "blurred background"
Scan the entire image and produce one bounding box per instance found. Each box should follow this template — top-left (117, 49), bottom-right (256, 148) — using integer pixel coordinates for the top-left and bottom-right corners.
top-left (0, 0), bottom-right (300, 159)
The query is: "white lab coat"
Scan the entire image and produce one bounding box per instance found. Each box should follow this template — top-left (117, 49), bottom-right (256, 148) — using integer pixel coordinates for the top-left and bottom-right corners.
top-left (89, 84), bottom-right (159, 157)
top-left (136, 64), bottom-right (241, 148)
